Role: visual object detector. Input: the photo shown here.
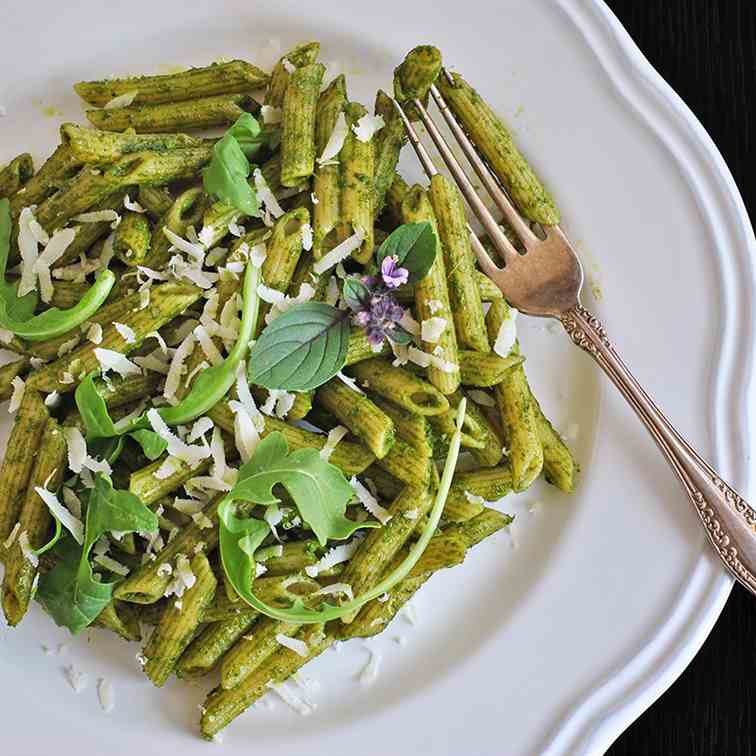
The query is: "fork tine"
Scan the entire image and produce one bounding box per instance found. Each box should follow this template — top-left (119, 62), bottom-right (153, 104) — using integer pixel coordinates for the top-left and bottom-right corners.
top-left (391, 98), bottom-right (438, 179)
top-left (400, 97), bottom-right (519, 264)
top-left (468, 225), bottom-right (505, 280)
top-left (429, 84), bottom-right (539, 249)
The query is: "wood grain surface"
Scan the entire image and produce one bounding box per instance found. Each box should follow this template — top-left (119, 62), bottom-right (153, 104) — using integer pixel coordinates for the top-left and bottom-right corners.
top-left (604, 2), bottom-right (755, 754)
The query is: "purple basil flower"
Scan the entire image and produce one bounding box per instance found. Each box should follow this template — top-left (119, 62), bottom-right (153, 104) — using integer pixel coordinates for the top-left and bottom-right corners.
top-left (380, 255), bottom-right (409, 289)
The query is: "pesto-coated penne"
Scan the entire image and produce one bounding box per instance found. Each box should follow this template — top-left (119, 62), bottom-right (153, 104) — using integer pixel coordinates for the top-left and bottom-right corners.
top-left (257, 539), bottom-right (320, 576)
top-left (371, 396), bottom-right (433, 459)
top-left (138, 185), bottom-right (174, 218)
top-left (313, 75), bottom-right (347, 258)
top-left (393, 45), bottom-right (442, 118)
top-left (344, 327), bottom-right (390, 365)
top-left (459, 349), bottom-right (525, 387)
top-left (74, 60), bottom-right (268, 107)
top-left (437, 70), bottom-right (559, 225)
top-left (465, 393), bottom-right (507, 467)
top-left (316, 378), bottom-right (395, 458)
top-left (376, 439), bottom-right (434, 488)
top-left (429, 173), bottom-right (489, 352)
top-left (60, 122), bottom-right (205, 165)
top-left (384, 171), bottom-right (409, 227)
top-left (361, 464), bottom-right (404, 502)
top-left (0, 357), bottom-right (29, 401)
top-left (0, 390), bottom-right (48, 548)
top-left (348, 358), bottom-right (449, 416)
top-left (8, 144), bottom-right (82, 217)
top-left (143, 186), bottom-right (208, 270)
top-left (130, 457), bottom-right (212, 506)
top-left (207, 403), bottom-right (375, 477)
top-left (1, 417), bottom-right (66, 625)
top-left (266, 42), bottom-right (321, 108)
top-left (27, 281), bottom-right (202, 392)
top-left (444, 465), bottom-right (513, 522)
top-left (96, 372), bottom-right (163, 410)
top-left (340, 101), bottom-right (375, 263)
top-left (93, 600), bottom-right (142, 642)
top-left (401, 185), bottom-right (460, 393)
top-left (486, 300), bottom-right (543, 491)
top-left (280, 63), bottom-right (325, 187)
top-left (142, 553), bottom-right (217, 687)
top-left (36, 147), bottom-right (212, 231)
top-left (220, 616), bottom-right (301, 690)
top-left (86, 93), bottom-right (259, 133)
top-left (339, 484), bottom-right (433, 623)
top-left (372, 90), bottom-right (406, 216)
top-left (531, 391), bottom-right (577, 493)
top-left (112, 209), bottom-right (152, 265)
top-left (396, 268), bottom-right (503, 305)
top-left (429, 390), bottom-right (500, 461)
top-left (0, 153), bottom-right (34, 198)
top-left (201, 624), bottom-right (332, 739)
top-left (262, 208), bottom-right (309, 292)
top-left (176, 613), bottom-right (257, 679)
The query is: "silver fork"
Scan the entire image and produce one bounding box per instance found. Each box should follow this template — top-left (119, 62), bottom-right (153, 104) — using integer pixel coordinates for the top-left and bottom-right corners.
top-left (393, 82), bottom-right (756, 597)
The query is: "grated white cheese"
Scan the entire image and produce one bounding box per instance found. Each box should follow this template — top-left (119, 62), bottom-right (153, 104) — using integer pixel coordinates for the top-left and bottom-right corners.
top-left (156, 562), bottom-right (173, 577)
top-left (94, 554), bottom-right (129, 576)
top-left (493, 307), bottom-right (518, 357)
top-left (359, 647), bottom-right (382, 686)
top-left (260, 388), bottom-right (295, 419)
top-left (36, 486), bottom-right (84, 544)
top-left (282, 58), bottom-right (296, 74)
top-left (260, 104), bottom-right (282, 124)
top-left (64, 665), bottom-right (88, 693)
top-left (164, 331), bottom-right (195, 402)
top-left (421, 316), bottom-right (448, 344)
top-left (229, 400), bottom-right (261, 462)
top-left (310, 192), bottom-right (320, 205)
top-left (317, 111), bottom-right (348, 165)
top-left (253, 168), bottom-right (284, 219)
top-left (3, 522), bottom-right (21, 550)
top-left (146, 409), bottom-right (211, 465)
top-left (97, 678), bottom-right (115, 713)
top-left (187, 416), bottom-right (214, 444)
top-left (86, 322), bottom-right (103, 344)
top-left (163, 227), bottom-right (205, 261)
top-left (227, 220), bottom-right (245, 237)
top-left (104, 90), bottom-right (138, 109)
top-left (315, 582), bottom-right (354, 601)
top-left (399, 310), bottom-right (421, 336)
top-left (164, 554), bottom-right (196, 598)
top-left (192, 512), bottom-right (213, 530)
top-left (114, 321), bottom-right (137, 344)
top-left (312, 229), bottom-right (365, 275)
top-left (37, 228), bottom-right (76, 302)
top-left (8, 376), bottom-right (25, 413)
top-left (352, 113), bottom-right (385, 142)
top-left (320, 425), bottom-right (348, 462)
top-left (464, 490), bottom-right (486, 506)
top-left (378, 592), bottom-right (391, 603)
top-left (17, 207), bottom-right (43, 296)
top-left (94, 348), bottom-right (141, 378)
top-left (257, 283), bottom-right (286, 307)
top-left (351, 477), bottom-right (392, 525)
top-left (276, 633), bottom-right (309, 657)
top-left (123, 195), bottom-right (146, 213)
top-left (18, 531), bottom-right (38, 567)
top-left (335, 370), bottom-right (364, 395)
top-left (301, 223), bottom-right (313, 251)
top-left (193, 324), bottom-right (223, 366)
top-left (305, 539), bottom-right (360, 577)
top-left (249, 243), bottom-right (267, 269)
top-left (235, 361), bottom-right (265, 430)
top-left (57, 337), bottom-right (80, 358)
top-left (325, 275), bottom-right (339, 305)
top-left (427, 298), bottom-right (444, 314)
top-left (44, 391), bottom-right (61, 408)
top-left (403, 508), bottom-right (419, 520)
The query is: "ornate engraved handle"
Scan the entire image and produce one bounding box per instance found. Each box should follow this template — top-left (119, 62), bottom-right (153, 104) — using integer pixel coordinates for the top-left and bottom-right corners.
top-left (561, 304), bottom-right (756, 593)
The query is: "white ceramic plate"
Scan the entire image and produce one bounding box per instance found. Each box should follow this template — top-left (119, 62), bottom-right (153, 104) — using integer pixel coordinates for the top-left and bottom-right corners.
top-left (1, 1), bottom-right (754, 753)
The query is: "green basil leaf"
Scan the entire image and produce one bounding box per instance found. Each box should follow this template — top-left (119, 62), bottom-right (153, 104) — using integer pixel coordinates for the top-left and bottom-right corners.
top-left (248, 302), bottom-right (350, 391)
top-left (376, 221), bottom-right (436, 284)
top-left (0, 200), bottom-right (115, 341)
top-left (76, 373), bottom-right (118, 439)
top-left (218, 402), bottom-right (469, 623)
top-left (129, 429), bottom-right (168, 460)
top-left (202, 133), bottom-right (258, 217)
top-left (37, 474), bottom-right (158, 634)
top-left (342, 276), bottom-right (370, 311)
top-left (225, 112), bottom-right (272, 159)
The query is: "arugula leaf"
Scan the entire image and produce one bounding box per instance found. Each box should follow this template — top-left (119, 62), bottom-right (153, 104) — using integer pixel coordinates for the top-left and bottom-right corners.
top-left (36, 474), bottom-right (158, 634)
top-left (129, 429), bottom-right (168, 460)
top-left (74, 261), bottom-right (261, 435)
top-left (248, 302), bottom-right (350, 391)
top-left (375, 221), bottom-right (437, 284)
top-left (0, 199), bottom-right (116, 342)
top-left (218, 401), bottom-right (468, 623)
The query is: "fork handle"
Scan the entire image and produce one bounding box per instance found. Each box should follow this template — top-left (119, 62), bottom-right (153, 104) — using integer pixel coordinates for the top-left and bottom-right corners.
top-left (561, 303), bottom-right (756, 594)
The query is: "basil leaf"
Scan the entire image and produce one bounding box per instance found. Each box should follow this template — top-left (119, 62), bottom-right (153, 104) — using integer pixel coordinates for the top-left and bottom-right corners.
top-left (248, 302), bottom-right (350, 391)
top-left (225, 112), bottom-right (275, 159)
top-left (376, 221), bottom-right (436, 284)
top-left (203, 133), bottom-right (258, 217)
top-left (218, 402), bottom-right (469, 623)
top-left (342, 276), bottom-right (370, 311)
top-left (128, 430), bottom-right (168, 460)
top-left (76, 374), bottom-right (118, 439)
top-left (0, 200), bottom-right (115, 341)
top-left (37, 474), bottom-right (158, 634)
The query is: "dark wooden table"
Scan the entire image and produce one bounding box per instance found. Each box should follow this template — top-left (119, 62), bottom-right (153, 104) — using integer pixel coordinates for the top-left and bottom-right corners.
top-left (603, 2), bottom-right (755, 755)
